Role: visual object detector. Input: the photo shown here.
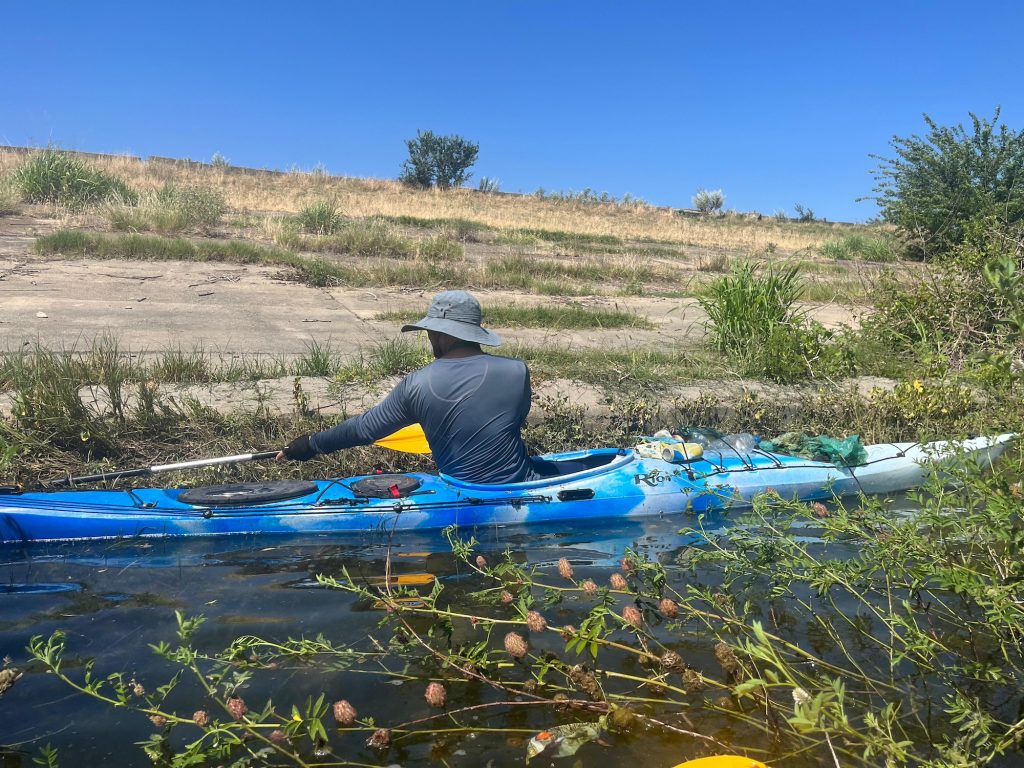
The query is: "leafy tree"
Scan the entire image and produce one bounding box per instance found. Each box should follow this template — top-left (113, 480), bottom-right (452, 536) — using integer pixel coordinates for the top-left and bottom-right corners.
top-left (869, 109), bottom-right (1024, 260)
top-left (400, 131), bottom-right (479, 190)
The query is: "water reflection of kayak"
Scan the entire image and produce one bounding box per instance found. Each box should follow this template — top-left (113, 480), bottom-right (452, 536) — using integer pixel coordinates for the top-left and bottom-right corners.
top-left (1, 435), bottom-right (1015, 544)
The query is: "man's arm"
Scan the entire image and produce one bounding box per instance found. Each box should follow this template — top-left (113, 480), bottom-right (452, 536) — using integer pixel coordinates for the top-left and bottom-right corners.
top-left (311, 377), bottom-right (416, 455)
top-left (279, 377), bottom-right (416, 461)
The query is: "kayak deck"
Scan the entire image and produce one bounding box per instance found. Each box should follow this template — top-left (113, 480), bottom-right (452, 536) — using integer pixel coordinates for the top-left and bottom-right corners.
top-left (0, 435), bottom-right (1016, 543)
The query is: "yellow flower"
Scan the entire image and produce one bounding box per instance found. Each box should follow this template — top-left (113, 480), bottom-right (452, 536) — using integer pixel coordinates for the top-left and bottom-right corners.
top-left (913, 379), bottom-right (924, 392)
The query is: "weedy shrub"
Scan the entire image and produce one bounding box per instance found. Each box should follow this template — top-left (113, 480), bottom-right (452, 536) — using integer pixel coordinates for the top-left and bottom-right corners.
top-left (692, 188), bottom-right (725, 214)
top-left (477, 176), bottom-right (500, 193)
top-left (864, 234), bottom-right (1024, 374)
top-left (13, 149), bottom-right (137, 209)
top-left (294, 200), bottom-right (343, 235)
top-left (793, 203), bottom-right (816, 222)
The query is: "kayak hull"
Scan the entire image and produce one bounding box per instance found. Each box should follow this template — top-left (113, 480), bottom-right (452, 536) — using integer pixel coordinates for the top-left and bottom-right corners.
top-left (0, 434), bottom-right (1015, 544)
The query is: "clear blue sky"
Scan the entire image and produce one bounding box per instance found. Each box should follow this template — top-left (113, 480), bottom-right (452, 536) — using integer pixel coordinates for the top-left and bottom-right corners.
top-left (2, 1), bottom-right (1021, 223)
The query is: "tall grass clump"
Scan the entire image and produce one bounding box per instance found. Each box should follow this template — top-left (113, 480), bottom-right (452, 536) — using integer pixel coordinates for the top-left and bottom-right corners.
top-left (109, 183), bottom-right (225, 234)
top-left (417, 235), bottom-right (464, 262)
top-left (698, 262), bottom-right (855, 381)
top-left (294, 200), bottom-right (343, 235)
top-left (699, 262), bottom-right (803, 353)
top-left (13, 149), bottom-right (137, 209)
top-left (294, 340), bottom-right (343, 377)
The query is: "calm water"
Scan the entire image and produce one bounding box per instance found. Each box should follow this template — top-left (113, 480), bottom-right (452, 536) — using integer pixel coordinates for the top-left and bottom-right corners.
top-left (1, 505), bottom-right (1012, 768)
top-left (0, 519), bottom-right (738, 767)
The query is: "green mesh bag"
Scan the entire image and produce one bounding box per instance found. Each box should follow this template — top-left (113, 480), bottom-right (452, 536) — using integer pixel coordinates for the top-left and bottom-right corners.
top-left (760, 433), bottom-right (868, 467)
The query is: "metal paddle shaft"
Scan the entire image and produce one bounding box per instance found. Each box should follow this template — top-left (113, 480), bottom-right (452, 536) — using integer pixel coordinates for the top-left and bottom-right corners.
top-left (46, 451), bottom-right (280, 488)
top-left (44, 424), bottom-right (430, 488)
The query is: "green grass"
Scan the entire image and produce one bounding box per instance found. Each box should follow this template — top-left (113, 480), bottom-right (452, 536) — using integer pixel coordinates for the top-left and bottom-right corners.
top-left (818, 232), bottom-right (899, 262)
top-left (377, 215), bottom-right (489, 241)
top-left (108, 184), bottom-right (226, 235)
top-left (34, 230), bottom-right (353, 288)
top-left (495, 227), bottom-right (622, 248)
top-left (13, 149), bottom-right (137, 209)
top-left (482, 253), bottom-right (659, 288)
top-left (292, 221), bottom-right (417, 259)
top-left (334, 337), bottom-right (434, 386)
top-left (294, 340), bottom-right (344, 377)
top-left (378, 302), bottom-right (654, 330)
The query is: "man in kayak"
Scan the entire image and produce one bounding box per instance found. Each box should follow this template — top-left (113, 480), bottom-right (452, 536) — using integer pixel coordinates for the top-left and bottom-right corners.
top-left (277, 290), bottom-right (539, 484)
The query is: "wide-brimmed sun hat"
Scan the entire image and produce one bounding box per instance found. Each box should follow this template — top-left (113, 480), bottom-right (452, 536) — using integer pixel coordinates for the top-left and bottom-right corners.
top-left (401, 290), bottom-right (502, 347)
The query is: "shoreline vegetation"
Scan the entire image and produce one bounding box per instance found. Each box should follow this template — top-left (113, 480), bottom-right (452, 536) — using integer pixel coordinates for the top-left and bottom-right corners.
top-left (1, 142), bottom-right (1022, 766)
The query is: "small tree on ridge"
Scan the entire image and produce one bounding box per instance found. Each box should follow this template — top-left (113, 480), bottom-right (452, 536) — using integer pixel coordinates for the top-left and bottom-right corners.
top-left (400, 131), bottom-right (479, 190)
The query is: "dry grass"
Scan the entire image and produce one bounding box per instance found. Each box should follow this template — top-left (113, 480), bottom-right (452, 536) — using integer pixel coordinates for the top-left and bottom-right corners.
top-left (0, 148), bottom-right (854, 253)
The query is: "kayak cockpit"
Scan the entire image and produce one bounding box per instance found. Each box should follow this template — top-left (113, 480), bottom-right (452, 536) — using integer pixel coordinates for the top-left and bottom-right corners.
top-left (439, 448), bottom-right (633, 490)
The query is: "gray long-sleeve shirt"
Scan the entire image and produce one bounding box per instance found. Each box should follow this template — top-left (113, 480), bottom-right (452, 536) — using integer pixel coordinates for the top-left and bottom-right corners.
top-left (310, 354), bottom-right (534, 484)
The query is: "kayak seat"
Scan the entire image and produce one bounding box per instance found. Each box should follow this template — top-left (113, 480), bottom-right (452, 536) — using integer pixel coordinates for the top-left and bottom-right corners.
top-left (530, 453), bottom-right (616, 478)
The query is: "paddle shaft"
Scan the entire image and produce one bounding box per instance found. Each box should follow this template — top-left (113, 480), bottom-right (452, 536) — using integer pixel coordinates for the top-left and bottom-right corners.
top-left (47, 451), bottom-right (280, 487)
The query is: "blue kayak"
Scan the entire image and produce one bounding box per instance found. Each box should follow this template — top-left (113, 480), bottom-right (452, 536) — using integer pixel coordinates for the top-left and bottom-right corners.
top-left (0, 435), bottom-right (1014, 544)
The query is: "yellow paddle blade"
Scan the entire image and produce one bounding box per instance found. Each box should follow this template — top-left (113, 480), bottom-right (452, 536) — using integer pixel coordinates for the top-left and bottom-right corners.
top-left (671, 757), bottom-right (768, 768)
top-left (373, 423), bottom-right (431, 454)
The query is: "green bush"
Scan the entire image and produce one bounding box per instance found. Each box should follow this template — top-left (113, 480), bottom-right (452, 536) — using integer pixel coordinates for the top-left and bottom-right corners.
top-left (294, 200), bottom-right (343, 235)
top-left (869, 109), bottom-right (1024, 260)
top-left (400, 130), bottom-right (479, 189)
top-left (865, 231), bottom-right (1024, 374)
top-left (14, 149), bottom-right (137, 209)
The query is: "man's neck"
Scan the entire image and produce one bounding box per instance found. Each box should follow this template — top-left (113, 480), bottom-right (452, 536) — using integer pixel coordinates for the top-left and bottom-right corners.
top-left (439, 340), bottom-right (484, 359)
